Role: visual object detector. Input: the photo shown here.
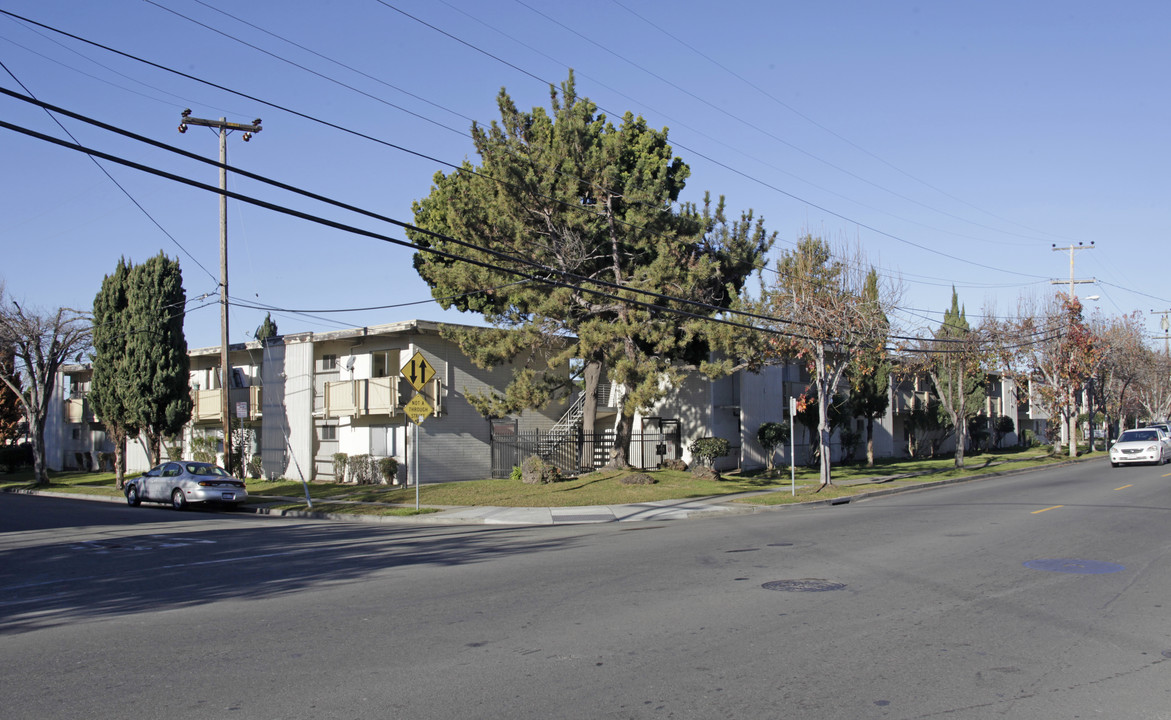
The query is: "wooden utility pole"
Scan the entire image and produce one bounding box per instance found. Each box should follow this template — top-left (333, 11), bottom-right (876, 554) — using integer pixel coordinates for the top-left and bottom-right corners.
top-left (179, 111), bottom-right (261, 472)
top-left (1050, 242), bottom-right (1095, 298)
top-left (1050, 242), bottom-right (1095, 454)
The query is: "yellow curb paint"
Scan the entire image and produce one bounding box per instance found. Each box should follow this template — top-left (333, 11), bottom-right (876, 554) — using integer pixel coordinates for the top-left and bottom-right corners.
top-left (1031, 505), bottom-right (1064, 514)
top-left (1115, 484), bottom-right (1133, 490)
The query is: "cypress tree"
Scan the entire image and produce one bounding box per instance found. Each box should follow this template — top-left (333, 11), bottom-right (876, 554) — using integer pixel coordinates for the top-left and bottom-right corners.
top-left (125, 253), bottom-right (192, 464)
top-left (90, 257), bottom-right (137, 487)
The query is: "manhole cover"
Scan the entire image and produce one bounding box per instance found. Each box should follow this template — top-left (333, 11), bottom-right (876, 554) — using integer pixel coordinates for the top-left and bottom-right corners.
top-left (762, 578), bottom-right (846, 592)
top-left (1023, 559), bottom-right (1125, 575)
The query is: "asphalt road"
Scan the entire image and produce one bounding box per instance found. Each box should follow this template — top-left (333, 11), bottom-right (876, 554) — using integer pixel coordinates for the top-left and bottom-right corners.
top-left (2, 458), bottom-right (1170, 719)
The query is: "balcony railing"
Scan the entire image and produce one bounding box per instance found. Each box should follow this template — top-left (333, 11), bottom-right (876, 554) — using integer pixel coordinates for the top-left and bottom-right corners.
top-left (324, 377), bottom-right (402, 419)
top-left (64, 397), bottom-right (94, 424)
top-left (194, 386), bottom-right (262, 423)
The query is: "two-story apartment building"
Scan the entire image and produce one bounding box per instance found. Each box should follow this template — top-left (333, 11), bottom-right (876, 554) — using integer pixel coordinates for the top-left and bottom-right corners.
top-left (47, 320), bottom-right (568, 483)
top-left (45, 319), bottom-right (1050, 481)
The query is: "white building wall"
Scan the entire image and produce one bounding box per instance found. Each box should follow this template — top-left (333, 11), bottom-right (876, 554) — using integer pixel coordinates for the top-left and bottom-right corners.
top-left (282, 339), bottom-right (316, 481)
top-left (739, 364), bottom-right (793, 470)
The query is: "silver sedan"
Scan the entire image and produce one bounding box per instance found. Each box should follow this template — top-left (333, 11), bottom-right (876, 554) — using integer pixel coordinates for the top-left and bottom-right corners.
top-left (125, 461), bottom-right (248, 510)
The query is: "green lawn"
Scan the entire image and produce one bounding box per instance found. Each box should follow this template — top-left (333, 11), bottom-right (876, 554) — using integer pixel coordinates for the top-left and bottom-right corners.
top-left (0, 447), bottom-right (1081, 515)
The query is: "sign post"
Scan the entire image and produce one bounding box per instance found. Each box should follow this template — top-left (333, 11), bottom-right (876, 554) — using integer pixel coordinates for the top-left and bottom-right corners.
top-left (789, 396), bottom-right (797, 496)
top-left (401, 352), bottom-right (436, 511)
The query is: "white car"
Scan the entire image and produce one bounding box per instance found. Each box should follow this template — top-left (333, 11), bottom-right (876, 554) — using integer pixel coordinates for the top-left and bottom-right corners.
top-left (1109, 428), bottom-right (1170, 468)
top-left (125, 461), bottom-right (248, 509)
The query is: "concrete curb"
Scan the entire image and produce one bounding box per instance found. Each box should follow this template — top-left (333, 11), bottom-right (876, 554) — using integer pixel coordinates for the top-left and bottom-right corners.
top-left (2, 454), bottom-right (1107, 526)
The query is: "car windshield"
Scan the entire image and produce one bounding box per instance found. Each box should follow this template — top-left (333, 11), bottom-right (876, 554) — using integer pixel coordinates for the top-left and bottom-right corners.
top-left (1119, 431), bottom-right (1157, 443)
top-left (185, 463), bottom-right (230, 477)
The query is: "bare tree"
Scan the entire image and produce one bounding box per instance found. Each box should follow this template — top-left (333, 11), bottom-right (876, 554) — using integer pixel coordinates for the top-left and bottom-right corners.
top-left (1005, 294), bottom-right (1097, 457)
top-left (750, 236), bottom-right (898, 488)
top-left (1089, 310), bottom-right (1148, 439)
top-left (1132, 352), bottom-right (1171, 424)
top-left (0, 291), bottom-right (91, 486)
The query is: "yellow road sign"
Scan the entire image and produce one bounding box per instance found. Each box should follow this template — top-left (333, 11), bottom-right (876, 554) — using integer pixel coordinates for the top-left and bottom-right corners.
top-left (402, 351), bottom-right (435, 392)
top-left (404, 394), bottom-right (433, 424)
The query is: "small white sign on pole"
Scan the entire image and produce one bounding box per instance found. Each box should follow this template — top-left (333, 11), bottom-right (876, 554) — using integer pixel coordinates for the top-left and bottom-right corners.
top-left (789, 397), bottom-right (797, 496)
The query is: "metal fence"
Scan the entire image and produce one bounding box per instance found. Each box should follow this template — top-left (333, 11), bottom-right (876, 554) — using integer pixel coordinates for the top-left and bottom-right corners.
top-left (490, 426), bottom-right (681, 478)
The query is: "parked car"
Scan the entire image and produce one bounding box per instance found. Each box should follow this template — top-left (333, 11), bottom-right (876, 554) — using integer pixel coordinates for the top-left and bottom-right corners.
top-left (125, 461), bottom-right (248, 509)
top-left (1144, 422), bottom-right (1171, 438)
top-left (1109, 429), bottom-right (1170, 468)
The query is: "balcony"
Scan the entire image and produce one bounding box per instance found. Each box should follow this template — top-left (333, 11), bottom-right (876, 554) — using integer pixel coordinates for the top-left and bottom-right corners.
top-left (194, 386), bottom-right (262, 423)
top-left (64, 396), bottom-right (94, 424)
top-left (324, 377), bottom-right (403, 419)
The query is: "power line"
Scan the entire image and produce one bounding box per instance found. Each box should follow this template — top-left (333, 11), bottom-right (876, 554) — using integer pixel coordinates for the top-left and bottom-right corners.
top-left (0, 59), bottom-right (218, 284)
top-left (0, 6), bottom-right (1054, 309)
top-left (0, 107), bottom-right (1063, 354)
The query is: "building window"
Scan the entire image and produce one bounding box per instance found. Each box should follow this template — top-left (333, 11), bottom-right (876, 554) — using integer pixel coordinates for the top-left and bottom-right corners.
top-left (320, 425), bottom-right (337, 441)
top-left (72, 428), bottom-right (81, 440)
top-left (322, 354), bottom-right (337, 371)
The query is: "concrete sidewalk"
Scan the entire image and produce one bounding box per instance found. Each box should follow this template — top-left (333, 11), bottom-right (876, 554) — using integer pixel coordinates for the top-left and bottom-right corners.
top-left (246, 494), bottom-right (759, 525)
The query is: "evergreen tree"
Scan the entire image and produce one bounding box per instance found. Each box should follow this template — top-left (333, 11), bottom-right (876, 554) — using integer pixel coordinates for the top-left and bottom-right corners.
top-left (408, 72), bottom-right (772, 467)
top-left (90, 258), bottom-right (137, 488)
top-left (254, 313), bottom-right (278, 343)
top-left (124, 253), bottom-right (192, 464)
top-left (928, 288), bottom-right (987, 468)
top-left (848, 268), bottom-right (891, 467)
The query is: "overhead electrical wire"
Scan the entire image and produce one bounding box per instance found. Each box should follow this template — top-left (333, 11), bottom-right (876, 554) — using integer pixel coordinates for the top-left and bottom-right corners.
top-left (0, 59), bottom-right (219, 285)
top-left (368, 1), bottom-right (1051, 279)
top-left (0, 5), bottom-right (1054, 320)
top-left (606, 0), bottom-right (1079, 246)
top-left (0, 101), bottom-right (1064, 354)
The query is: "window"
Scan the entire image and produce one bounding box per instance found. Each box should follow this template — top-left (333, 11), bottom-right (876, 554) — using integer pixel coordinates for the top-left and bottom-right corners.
top-left (322, 354), bottom-right (337, 371)
top-left (319, 425), bottom-right (337, 441)
top-left (372, 350), bottom-right (400, 379)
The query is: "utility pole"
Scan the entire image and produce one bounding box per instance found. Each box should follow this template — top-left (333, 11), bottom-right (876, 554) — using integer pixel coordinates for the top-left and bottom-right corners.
top-left (179, 111), bottom-right (261, 473)
top-left (1151, 310), bottom-right (1171, 355)
top-left (1050, 242), bottom-right (1095, 456)
top-left (1050, 242), bottom-right (1095, 299)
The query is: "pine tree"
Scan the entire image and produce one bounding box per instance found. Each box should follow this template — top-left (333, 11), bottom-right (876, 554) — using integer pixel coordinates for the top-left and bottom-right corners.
top-left (408, 72), bottom-right (772, 467)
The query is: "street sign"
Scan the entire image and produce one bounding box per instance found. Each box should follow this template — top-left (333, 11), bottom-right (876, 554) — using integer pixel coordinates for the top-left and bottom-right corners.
top-left (404, 394), bottom-right (433, 423)
top-left (402, 351), bottom-right (435, 392)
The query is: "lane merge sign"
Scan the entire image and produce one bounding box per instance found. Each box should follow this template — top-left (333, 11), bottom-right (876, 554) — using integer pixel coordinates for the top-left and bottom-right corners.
top-left (402, 351), bottom-right (435, 392)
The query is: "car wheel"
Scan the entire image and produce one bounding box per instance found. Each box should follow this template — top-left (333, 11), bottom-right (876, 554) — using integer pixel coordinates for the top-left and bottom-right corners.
top-left (126, 485), bottom-right (141, 507)
top-left (171, 488), bottom-right (187, 511)
top-left (1110, 462), bottom-right (1118, 468)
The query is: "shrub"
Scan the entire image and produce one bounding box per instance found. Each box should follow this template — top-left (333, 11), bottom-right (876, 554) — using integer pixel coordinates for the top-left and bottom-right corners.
top-left (690, 465), bottom-right (721, 482)
top-left (0, 443), bottom-right (33, 472)
top-left (509, 465), bottom-right (523, 482)
top-left (661, 458), bottom-right (688, 471)
top-left (756, 422), bottom-right (789, 471)
top-left (247, 454), bottom-right (263, 480)
top-left (689, 437), bottom-right (731, 468)
top-left (332, 452), bottom-right (348, 482)
top-left (378, 456), bottom-right (399, 485)
top-left (348, 454), bottom-right (378, 484)
top-left (521, 455), bottom-right (561, 484)
top-left (618, 472), bottom-right (656, 485)
top-left (191, 435), bottom-right (217, 463)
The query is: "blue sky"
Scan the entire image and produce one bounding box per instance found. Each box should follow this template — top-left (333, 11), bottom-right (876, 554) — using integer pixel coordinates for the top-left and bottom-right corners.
top-left (2, 0), bottom-right (1168, 350)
